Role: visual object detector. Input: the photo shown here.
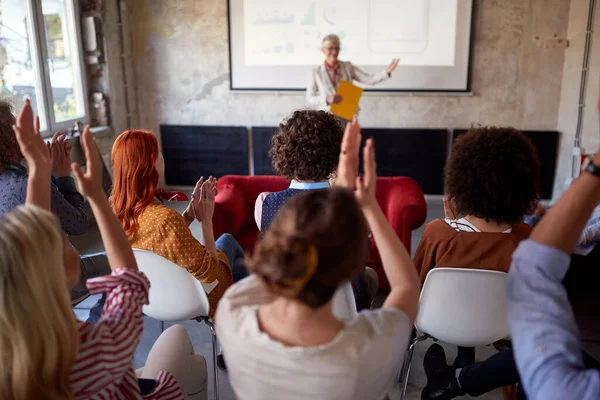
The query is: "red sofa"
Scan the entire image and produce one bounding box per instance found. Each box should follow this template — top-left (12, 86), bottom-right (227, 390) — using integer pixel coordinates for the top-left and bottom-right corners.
top-left (212, 175), bottom-right (427, 288)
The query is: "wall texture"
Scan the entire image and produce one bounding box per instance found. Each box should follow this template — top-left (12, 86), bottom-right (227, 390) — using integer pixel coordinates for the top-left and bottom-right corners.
top-left (126, 0), bottom-right (575, 195)
top-left (555, 0), bottom-right (600, 199)
top-left (129, 0), bottom-right (570, 131)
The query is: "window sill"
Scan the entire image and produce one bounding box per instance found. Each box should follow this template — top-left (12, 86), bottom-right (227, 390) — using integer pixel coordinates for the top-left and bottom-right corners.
top-left (43, 125), bottom-right (113, 143)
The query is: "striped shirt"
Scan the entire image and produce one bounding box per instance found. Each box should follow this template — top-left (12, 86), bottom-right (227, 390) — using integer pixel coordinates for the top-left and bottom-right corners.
top-left (444, 217), bottom-right (512, 233)
top-left (71, 268), bottom-right (183, 400)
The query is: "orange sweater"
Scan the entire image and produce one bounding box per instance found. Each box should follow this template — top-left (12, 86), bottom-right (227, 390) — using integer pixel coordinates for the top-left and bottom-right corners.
top-left (130, 201), bottom-right (233, 318)
top-left (413, 219), bottom-right (532, 285)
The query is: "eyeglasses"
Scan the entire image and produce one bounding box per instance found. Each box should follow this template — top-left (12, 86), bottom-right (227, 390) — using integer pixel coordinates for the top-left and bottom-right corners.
top-left (323, 46), bottom-right (341, 53)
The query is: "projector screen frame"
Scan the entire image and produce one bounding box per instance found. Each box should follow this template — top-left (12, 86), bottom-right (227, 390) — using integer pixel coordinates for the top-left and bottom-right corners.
top-left (227, 0), bottom-right (475, 93)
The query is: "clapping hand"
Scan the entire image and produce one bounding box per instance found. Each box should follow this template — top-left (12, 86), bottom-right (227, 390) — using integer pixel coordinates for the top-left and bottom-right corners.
top-left (13, 99), bottom-right (51, 174)
top-left (387, 58), bottom-right (400, 75)
top-left (191, 176), bottom-right (217, 223)
top-left (49, 131), bottom-right (72, 177)
top-left (71, 126), bottom-right (103, 200)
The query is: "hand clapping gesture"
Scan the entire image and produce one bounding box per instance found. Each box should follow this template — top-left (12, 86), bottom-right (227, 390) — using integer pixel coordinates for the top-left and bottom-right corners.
top-left (190, 176), bottom-right (217, 223)
top-left (49, 132), bottom-right (73, 178)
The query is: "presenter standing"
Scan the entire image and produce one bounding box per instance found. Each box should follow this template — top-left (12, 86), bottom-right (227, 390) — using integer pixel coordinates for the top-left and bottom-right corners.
top-left (307, 34), bottom-right (399, 110)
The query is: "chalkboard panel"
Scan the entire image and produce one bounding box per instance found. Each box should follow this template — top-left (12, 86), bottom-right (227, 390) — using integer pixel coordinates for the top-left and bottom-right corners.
top-left (453, 129), bottom-right (559, 200)
top-left (360, 128), bottom-right (449, 195)
top-left (252, 126), bottom-right (278, 175)
top-left (160, 125), bottom-right (249, 185)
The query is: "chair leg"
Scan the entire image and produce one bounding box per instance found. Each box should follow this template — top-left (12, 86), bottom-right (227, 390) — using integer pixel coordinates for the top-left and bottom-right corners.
top-left (398, 334), bottom-right (429, 400)
top-left (203, 319), bottom-right (219, 400)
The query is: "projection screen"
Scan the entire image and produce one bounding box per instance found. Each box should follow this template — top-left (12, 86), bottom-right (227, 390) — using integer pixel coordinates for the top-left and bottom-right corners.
top-left (228, 0), bottom-right (474, 92)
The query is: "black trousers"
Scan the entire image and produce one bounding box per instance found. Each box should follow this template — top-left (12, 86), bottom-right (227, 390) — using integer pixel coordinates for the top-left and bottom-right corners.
top-left (458, 349), bottom-right (600, 399)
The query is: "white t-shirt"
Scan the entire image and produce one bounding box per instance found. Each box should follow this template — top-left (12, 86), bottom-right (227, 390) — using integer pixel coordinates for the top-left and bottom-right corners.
top-left (215, 275), bottom-right (412, 400)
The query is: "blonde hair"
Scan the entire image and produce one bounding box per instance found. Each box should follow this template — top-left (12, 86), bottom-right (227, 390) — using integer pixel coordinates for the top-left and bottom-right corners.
top-left (0, 206), bottom-right (79, 399)
top-left (322, 34), bottom-right (340, 46)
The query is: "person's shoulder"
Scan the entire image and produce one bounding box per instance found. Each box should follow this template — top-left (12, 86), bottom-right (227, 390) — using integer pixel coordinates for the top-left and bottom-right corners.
top-left (138, 201), bottom-right (186, 232)
top-left (0, 168), bottom-right (28, 185)
top-left (422, 219), bottom-right (458, 239)
top-left (219, 275), bottom-right (271, 311)
top-left (216, 276), bottom-right (273, 330)
top-left (348, 308), bottom-right (412, 338)
top-left (511, 222), bottom-right (534, 240)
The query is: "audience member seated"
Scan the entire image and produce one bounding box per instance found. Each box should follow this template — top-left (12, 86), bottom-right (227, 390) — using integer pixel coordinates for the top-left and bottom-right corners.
top-left (507, 109), bottom-right (600, 399)
top-left (414, 126), bottom-right (541, 373)
top-left (109, 129), bottom-right (247, 317)
top-left (255, 111), bottom-right (378, 309)
top-left (216, 122), bottom-right (420, 400)
top-left (414, 126), bottom-right (540, 282)
top-left (3, 100), bottom-right (206, 399)
top-left (0, 99), bottom-right (110, 320)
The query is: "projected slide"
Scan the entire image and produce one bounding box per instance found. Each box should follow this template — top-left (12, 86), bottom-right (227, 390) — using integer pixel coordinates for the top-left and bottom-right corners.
top-left (228, 0), bottom-right (472, 91)
top-left (242, 0), bottom-right (457, 67)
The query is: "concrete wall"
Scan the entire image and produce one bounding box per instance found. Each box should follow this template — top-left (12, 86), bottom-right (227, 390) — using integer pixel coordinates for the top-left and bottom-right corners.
top-left (129, 0), bottom-right (570, 130)
top-left (555, 0), bottom-right (600, 199)
top-left (124, 0), bottom-right (577, 195)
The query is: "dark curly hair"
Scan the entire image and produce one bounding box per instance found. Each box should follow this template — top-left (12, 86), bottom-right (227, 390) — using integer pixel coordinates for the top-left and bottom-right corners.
top-left (0, 99), bottom-right (19, 172)
top-left (445, 127), bottom-right (541, 224)
top-left (270, 110), bottom-right (343, 181)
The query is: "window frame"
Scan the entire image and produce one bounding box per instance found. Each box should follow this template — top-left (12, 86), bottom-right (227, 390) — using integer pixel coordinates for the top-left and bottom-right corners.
top-left (24, 0), bottom-right (89, 137)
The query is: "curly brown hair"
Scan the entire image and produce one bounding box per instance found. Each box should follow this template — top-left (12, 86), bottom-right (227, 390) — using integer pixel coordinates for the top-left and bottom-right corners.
top-left (0, 99), bottom-right (19, 172)
top-left (248, 188), bottom-right (369, 308)
top-left (270, 110), bottom-right (343, 181)
top-left (445, 127), bottom-right (541, 224)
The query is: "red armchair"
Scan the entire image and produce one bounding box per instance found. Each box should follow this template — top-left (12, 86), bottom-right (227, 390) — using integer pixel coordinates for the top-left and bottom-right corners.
top-left (212, 175), bottom-right (427, 288)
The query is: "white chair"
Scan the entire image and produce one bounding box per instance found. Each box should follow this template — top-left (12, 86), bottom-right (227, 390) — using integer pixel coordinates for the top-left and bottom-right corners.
top-left (133, 249), bottom-right (220, 400)
top-left (398, 268), bottom-right (510, 400)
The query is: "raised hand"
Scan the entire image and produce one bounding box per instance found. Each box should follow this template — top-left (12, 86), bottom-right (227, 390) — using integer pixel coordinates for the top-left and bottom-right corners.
top-left (50, 131), bottom-right (72, 177)
top-left (335, 117), bottom-right (362, 189)
top-left (13, 99), bottom-right (51, 173)
top-left (71, 126), bottom-right (103, 199)
top-left (13, 99), bottom-right (52, 209)
top-left (387, 58), bottom-right (400, 75)
top-left (355, 138), bottom-right (377, 207)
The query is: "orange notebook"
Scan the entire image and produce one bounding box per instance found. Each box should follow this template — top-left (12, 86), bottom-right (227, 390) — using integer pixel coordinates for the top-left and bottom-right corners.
top-left (330, 80), bottom-right (364, 120)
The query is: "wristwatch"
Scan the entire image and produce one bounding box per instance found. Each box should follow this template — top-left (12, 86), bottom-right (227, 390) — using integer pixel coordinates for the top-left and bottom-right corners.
top-left (583, 157), bottom-right (600, 178)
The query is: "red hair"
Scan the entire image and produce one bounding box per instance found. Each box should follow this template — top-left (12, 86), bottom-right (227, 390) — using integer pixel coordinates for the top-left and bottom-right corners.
top-left (109, 130), bottom-right (160, 237)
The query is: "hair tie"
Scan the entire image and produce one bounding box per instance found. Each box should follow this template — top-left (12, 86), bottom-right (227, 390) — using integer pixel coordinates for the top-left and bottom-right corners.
top-left (282, 244), bottom-right (319, 291)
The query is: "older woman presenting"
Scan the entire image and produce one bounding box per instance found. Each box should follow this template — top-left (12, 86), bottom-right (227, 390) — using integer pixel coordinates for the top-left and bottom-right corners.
top-left (307, 34), bottom-right (399, 110)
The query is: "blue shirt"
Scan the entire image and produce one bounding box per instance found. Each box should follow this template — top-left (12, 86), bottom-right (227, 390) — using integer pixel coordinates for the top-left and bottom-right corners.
top-left (507, 240), bottom-right (600, 400)
top-left (0, 163), bottom-right (88, 235)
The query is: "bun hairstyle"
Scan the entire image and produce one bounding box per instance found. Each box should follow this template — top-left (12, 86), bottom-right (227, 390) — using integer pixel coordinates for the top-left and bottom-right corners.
top-left (248, 187), bottom-right (370, 308)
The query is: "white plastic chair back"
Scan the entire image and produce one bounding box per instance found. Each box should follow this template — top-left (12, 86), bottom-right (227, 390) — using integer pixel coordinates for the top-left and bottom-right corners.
top-left (416, 268), bottom-right (509, 347)
top-left (332, 281), bottom-right (358, 322)
top-left (133, 249), bottom-right (210, 321)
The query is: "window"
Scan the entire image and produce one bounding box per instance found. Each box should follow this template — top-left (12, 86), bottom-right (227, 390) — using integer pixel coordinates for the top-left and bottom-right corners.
top-left (0, 0), bottom-right (88, 136)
